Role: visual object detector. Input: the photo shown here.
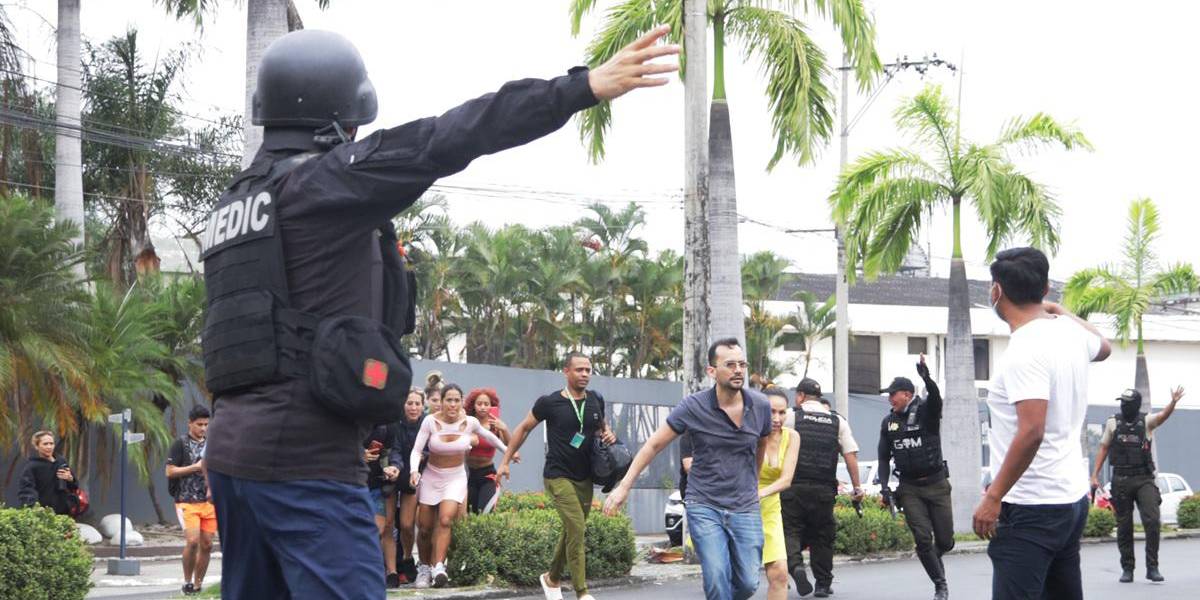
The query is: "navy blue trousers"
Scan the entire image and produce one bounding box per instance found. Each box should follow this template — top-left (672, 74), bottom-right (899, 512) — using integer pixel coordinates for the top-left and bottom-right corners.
top-left (987, 496), bottom-right (1089, 600)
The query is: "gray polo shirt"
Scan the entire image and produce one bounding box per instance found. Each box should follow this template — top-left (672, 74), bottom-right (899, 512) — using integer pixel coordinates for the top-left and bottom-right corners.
top-left (667, 386), bottom-right (772, 512)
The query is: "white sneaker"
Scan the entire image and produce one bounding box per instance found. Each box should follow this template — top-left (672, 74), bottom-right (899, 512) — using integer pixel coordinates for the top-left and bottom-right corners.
top-left (414, 564), bottom-right (431, 589)
top-left (540, 572), bottom-right (564, 600)
top-left (432, 562), bottom-right (449, 588)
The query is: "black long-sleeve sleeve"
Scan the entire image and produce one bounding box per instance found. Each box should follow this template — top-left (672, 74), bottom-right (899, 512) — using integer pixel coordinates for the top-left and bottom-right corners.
top-left (284, 67), bottom-right (599, 231)
top-left (877, 421), bottom-right (893, 490)
top-left (919, 371), bottom-right (943, 436)
top-left (17, 461), bottom-right (38, 508)
top-left (386, 423), bottom-right (405, 474)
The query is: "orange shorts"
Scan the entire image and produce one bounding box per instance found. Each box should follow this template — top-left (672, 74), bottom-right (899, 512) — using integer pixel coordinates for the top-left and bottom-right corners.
top-left (176, 501), bottom-right (218, 534)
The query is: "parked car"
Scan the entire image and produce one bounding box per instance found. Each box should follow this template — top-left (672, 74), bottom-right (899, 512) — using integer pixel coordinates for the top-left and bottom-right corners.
top-left (665, 490), bottom-right (684, 546)
top-left (1094, 472), bottom-right (1192, 525)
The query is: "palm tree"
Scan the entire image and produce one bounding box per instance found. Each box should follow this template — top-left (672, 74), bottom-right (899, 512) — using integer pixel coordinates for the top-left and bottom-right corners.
top-left (0, 193), bottom-right (92, 485)
top-left (779, 290), bottom-right (835, 378)
top-left (55, 0), bottom-right (85, 280)
top-left (621, 250), bottom-right (684, 378)
top-left (1063, 198), bottom-right (1198, 407)
top-left (83, 29), bottom-right (188, 288)
top-left (575, 202), bottom-right (648, 374)
top-left (569, 0), bottom-right (880, 347)
top-left (829, 83), bottom-right (1090, 532)
top-left (741, 251), bottom-right (791, 381)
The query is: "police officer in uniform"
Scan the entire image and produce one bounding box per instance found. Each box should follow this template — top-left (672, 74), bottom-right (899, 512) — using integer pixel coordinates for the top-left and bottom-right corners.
top-left (199, 27), bottom-right (678, 598)
top-left (878, 355), bottom-right (953, 600)
top-left (1090, 386), bottom-right (1185, 583)
top-left (781, 378), bottom-right (864, 598)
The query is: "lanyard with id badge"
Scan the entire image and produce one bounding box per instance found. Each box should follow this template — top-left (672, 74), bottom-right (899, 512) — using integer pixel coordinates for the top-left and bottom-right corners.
top-left (565, 388), bottom-right (588, 449)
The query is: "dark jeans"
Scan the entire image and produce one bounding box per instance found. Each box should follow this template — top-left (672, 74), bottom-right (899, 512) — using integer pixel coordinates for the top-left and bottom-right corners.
top-left (209, 470), bottom-right (384, 600)
top-left (988, 496), bottom-right (1088, 600)
top-left (467, 464), bottom-right (498, 514)
top-left (1112, 473), bottom-right (1161, 570)
top-left (897, 478), bottom-right (956, 556)
top-left (781, 482), bottom-right (837, 586)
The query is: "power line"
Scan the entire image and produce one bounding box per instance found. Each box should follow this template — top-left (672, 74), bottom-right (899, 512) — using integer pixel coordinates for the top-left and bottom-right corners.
top-left (0, 66), bottom-right (236, 129)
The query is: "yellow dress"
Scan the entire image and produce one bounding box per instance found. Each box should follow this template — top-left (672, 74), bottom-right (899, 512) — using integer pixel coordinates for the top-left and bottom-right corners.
top-left (758, 430), bottom-right (790, 565)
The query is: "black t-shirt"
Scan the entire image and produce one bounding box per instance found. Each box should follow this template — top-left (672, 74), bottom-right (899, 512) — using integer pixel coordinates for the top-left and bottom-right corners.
top-left (532, 389), bottom-right (606, 481)
top-left (203, 69), bottom-right (599, 485)
top-left (167, 437), bottom-right (208, 503)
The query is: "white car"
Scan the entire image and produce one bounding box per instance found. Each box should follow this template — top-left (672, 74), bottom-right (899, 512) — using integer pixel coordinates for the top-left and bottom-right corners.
top-left (836, 460), bottom-right (897, 496)
top-left (1099, 472), bottom-right (1192, 525)
top-left (665, 490), bottom-right (684, 546)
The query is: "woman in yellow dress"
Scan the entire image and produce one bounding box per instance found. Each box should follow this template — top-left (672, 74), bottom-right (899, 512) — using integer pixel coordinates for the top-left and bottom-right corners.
top-left (759, 387), bottom-right (801, 600)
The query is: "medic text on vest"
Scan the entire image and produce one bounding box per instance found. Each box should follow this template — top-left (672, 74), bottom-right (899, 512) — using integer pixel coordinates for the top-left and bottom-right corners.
top-left (201, 191), bottom-right (273, 254)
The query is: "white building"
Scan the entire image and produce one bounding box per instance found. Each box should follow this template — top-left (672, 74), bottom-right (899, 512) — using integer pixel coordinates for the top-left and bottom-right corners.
top-left (766, 271), bottom-right (1200, 411)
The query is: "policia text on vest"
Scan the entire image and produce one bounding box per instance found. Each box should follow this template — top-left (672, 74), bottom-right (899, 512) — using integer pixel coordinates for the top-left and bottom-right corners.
top-left (877, 358), bottom-right (953, 600)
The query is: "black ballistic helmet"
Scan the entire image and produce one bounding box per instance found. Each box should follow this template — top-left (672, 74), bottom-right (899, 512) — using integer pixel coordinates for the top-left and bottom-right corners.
top-left (252, 30), bottom-right (378, 129)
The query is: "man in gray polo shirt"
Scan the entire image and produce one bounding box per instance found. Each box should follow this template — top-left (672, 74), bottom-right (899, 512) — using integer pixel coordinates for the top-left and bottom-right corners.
top-left (605, 338), bottom-right (771, 600)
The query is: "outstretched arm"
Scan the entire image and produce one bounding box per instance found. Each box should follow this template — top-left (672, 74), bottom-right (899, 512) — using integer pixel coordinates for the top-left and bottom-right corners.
top-left (603, 423), bottom-right (680, 515)
top-left (1151, 386), bottom-right (1185, 429)
top-left (498, 411), bottom-right (540, 483)
top-left (471, 418), bottom-right (508, 455)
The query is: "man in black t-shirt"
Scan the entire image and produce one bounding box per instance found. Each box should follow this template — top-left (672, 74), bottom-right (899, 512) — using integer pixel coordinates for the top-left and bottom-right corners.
top-left (166, 406), bottom-right (216, 596)
top-left (500, 352), bottom-right (616, 600)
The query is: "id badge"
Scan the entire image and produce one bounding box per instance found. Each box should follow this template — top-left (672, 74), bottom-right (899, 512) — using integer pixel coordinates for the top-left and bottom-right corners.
top-left (570, 432), bottom-right (586, 449)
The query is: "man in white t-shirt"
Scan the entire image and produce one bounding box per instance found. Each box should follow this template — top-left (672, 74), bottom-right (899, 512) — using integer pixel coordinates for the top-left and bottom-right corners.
top-left (973, 247), bottom-right (1111, 600)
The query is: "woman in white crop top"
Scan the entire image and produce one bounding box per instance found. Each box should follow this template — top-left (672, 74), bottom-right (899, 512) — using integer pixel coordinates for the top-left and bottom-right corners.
top-left (408, 384), bottom-right (507, 588)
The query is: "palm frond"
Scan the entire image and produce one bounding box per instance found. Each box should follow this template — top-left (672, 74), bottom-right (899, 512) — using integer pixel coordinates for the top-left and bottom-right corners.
top-left (569, 0), bottom-right (604, 36)
top-left (766, 0), bottom-right (882, 88)
top-left (576, 0), bottom-right (676, 162)
top-left (964, 145), bottom-right (1062, 260)
top-left (894, 85), bottom-right (957, 167)
top-left (1121, 198), bottom-right (1160, 285)
top-left (830, 147), bottom-right (945, 223)
top-left (726, 6), bottom-right (834, 168)
top-left (1062, 266), bottom-right (1124, 319)
top-left (860, 187), bottom-right (927, 279)
top-left (996, 113), bottom-right (1092, 156)
top-left (1150, 263), bottom-right (1199, 300)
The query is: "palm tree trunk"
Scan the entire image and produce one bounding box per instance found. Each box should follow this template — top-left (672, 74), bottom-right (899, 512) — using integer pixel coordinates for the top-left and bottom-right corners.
top-left (55, 0), bottom-right (85, 280)
top-left (242, 0), bottom-right (290, 167)
top-left (706, 14), bottom-right (746, 349)
top-left (1134, 321), bottom-right (1151, 409)
top-left (682, 0), bottom-right (711, 393)
top-left (945, 201), bottom-right (982, 532)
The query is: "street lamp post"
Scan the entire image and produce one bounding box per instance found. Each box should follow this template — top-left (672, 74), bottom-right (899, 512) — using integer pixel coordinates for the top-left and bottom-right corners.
top-left (106, 408), bottom-right (144, 576)
top-left (832, 54), bottom-right (957, 418)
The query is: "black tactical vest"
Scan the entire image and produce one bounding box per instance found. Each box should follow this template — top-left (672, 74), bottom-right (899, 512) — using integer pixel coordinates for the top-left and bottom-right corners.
top-left (1108, 414), bottom-right (1154, 476)
top-left (793, 408), bottom-right (840, 485)
top-left (883, 397), bottom-right (945, 480)
top-left (200, 152), bottom-right (415, 425)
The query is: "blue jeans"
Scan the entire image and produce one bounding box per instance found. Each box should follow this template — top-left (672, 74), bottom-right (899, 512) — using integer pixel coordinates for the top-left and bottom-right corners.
top-left (686, 503), bottom-right (763, 600)
top-left (987, 496), bottom-right (1088, 600)
top-left (209, 470), bottom-right (384, 599)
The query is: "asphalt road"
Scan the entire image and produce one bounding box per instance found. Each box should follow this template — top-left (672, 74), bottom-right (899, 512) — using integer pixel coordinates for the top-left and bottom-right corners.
top-left (510, 537), bottom-right (1200, 600)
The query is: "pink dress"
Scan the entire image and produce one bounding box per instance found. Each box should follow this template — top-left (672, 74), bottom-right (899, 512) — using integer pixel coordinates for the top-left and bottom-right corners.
top-left (409, 416), bottom-right (506, 506)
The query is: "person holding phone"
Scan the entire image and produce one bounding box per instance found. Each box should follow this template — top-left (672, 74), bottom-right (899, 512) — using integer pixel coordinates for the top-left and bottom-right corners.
top-left (18, 431), bottom-right (77, 516)
top-left (362, 423), bottom-right (402, 586)
top-left (465, 387), bottom-right (512, 514)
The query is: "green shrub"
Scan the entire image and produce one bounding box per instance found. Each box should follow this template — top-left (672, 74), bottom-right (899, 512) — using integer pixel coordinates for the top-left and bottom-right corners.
top-left (493, 491), bottom-right (602, 514)
top-left (1177, 494), bottom-right (1200, 529)
top-left (1083, 507), bottom-right (1116, 538)
top-left (833, 502), bottom-right (914, 556)
top-left (0, 507), bottom-right (93, 600)
top-left (448, 507), bottom-right (635, 587)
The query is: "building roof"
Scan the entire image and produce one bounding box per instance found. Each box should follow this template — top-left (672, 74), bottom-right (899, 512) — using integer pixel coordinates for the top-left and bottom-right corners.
top-left (774, 272), bottom-right (1063, 308)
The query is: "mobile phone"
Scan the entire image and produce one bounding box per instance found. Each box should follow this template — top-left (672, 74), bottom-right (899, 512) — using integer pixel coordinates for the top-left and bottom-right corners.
top-left (367, 440), bottom-right (383, 452)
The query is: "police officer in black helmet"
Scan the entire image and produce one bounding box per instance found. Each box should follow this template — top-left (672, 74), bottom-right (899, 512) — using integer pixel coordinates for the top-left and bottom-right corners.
top-left (878, 355), bottom-right (953, 600)
top-left (1090, 386), bottom-right (1185, 584)
top-left (200, 27), bottom-right (679, 598)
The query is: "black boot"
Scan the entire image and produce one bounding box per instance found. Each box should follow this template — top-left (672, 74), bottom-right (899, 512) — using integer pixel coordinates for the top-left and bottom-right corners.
top-left (792, 567), bottom-right (814, 597)
top-left (1146, 567), bottom-right (1164, 582)
top-left (1118, 570), bottom-right (1133, 583)
top-left (918, 549), bottom-right (948, 599)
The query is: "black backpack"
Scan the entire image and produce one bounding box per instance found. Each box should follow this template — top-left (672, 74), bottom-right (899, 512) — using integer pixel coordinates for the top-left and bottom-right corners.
top-left (591, 438), bottom-right (633, 493)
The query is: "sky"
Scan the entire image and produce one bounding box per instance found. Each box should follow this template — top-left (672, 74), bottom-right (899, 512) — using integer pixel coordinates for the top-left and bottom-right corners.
top-left (8, 0), bottom-right (1200, 282)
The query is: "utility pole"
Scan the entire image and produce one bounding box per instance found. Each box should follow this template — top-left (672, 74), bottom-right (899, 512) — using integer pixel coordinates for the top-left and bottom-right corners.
top-left (833, 53), bottom-right (956, 417)
top-left (682, 0), bottom-right (711, 394)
